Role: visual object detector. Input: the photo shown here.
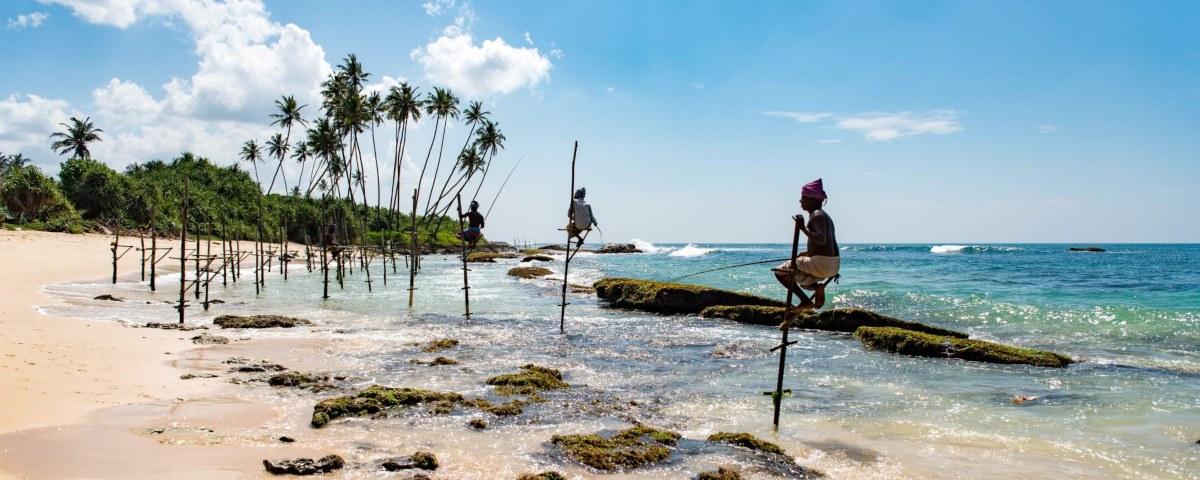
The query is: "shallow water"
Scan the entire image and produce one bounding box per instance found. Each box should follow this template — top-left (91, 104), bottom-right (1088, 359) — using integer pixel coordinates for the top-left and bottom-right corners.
top-left (43, 243), bottom-right (1200, 479)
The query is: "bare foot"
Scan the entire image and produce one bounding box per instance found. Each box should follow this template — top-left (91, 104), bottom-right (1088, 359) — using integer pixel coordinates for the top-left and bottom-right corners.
top-left (814, 285), bottom-right (826, 309)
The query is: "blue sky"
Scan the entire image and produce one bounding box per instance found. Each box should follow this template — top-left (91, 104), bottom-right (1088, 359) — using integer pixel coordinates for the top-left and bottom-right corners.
top-left (1, 1), bottom-right (1197, 243)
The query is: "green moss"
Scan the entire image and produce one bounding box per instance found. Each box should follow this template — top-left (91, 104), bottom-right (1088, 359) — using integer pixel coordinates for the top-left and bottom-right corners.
top-left (310, 385), bottom-right (464, 428)
top-left (466, 252), bottom-right (519, 262)
top-left (410, 356), bottom-right (459, 366)
top-left (707, 432), bottom-right (784, 455)
top-left (486, 364), bottom-right (568, 392)
top-left (471, 398), bottom-right (525, 416)
top-left (517, 472), bottom-right (566, 480)
top-left (411, 451), bottom-right (439, 470)
top-left (268, 371), bottom-right (329, 387)
top-left (593, 278), bottom-right (783, 314)
top-left (422, 338), bottom-right (460, 353)
top-left (212, 314), bottom-right (312, 329)
top-left (508, 266), bottom-right (554, 279)
top-left (855, 327), bottom-right (1074, 368)
top-left (701, 306), bottom-right (969, 338)
top-left (551, 424), bottom-right (680, 471)
top-left (697, 467), bottom-right (743, 480)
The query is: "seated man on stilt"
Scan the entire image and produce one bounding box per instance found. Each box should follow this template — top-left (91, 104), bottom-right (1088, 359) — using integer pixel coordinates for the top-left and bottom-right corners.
top-left (457, 200), bottom-right (485, 249)
top-left (566, 188), bottom-right (597, 248)
top-left (773, 178), bottom-right (840, 311)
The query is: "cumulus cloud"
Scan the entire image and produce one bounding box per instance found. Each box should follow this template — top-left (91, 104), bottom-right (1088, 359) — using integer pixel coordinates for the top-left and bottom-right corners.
top-left (766, 109), bottom-right (963, 141)
top-left (0, 94), bottom-right (77, 159)
top-left (7, 12), bottom-right (49, 29)
top-left (412, 33), bottom-right (552, 97)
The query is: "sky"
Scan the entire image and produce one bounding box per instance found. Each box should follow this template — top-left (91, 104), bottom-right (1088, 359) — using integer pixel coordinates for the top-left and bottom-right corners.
top-left (1, 0), bottom-right (1197, 244)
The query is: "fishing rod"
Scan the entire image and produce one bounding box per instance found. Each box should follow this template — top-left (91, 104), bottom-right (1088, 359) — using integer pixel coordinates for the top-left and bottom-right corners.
top-left (666, 256), bottom-right (792, 282)
top-left (484, 157), bottom-right (522, 219)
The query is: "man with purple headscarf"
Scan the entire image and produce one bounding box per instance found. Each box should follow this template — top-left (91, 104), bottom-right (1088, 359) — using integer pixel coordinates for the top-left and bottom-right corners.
top-left (772, 178), bottom-right (840, 310)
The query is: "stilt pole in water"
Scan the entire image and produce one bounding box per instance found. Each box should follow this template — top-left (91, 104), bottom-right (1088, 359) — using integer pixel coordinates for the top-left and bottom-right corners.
top-left (408, 188), bottom-right (417, 308)
top-left (149, 224), bottom-right (157, 292)
top-left (139, 233), bottom-right (146, 281)
top-left (177, 178), bottom-right (189, 324)
top-left (203, 221), bottom-right (212, 310)
top-left (770, 215), bottom-right (803, 430)
top-left (193, 224), bottom-right (201, 300)
top-left (456, 194), bottom-right (471, 319)
top-left (111, 224), bottom-right (120, 284)
top-left (560, 141), bottom-right (579, 333)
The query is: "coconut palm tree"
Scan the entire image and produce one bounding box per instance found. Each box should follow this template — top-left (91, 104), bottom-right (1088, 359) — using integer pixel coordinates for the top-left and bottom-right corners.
top-left (266, 133), bottom-right (288, 191)
top-left (291, 140), bottom-right (310, 196)
top-left (470, 120), bottom-right (506, 202)
top-left (418, 87), bottom-right (459, 213)
top-left (385, 83), bottom-right (423, 220)
top-left (365, 91), bottom-right (385, 216)
top-left (50, 117), bottom-right (103, 159)
top-left (267, 95), bottom-right (307, 194)
top-left (429, 100), bottom-right (489, 211)
top-left (240, 140), bottom-right (263, 187)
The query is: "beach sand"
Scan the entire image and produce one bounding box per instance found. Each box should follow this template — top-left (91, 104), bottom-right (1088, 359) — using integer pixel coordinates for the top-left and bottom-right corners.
top-left (0, 230), bottom-right (325, 479)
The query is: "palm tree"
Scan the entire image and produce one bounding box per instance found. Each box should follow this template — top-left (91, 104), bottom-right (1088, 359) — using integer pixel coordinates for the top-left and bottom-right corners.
top-left (365, 91), bottom-right (386, 216)
top-left (292, 140), bottom-right (310, 196)
top-left (430, 100), bottom-right (489, 211)
top-left (50, 117), bottom-right (103, 159)
top-left (0, 152), bottom-right (30, 181)
top-left (385, 83), bottom-right (423, 220)
top-left (418, 87), bottom-right (459, 213)
top-left (305, 118), bottom-right (339, 197)
top-left (240, 140), bottom-right (263, 187)
top-left (471, 120), bottom-right (506, 202)
top-left (267, 95), bottom-right (307, 194)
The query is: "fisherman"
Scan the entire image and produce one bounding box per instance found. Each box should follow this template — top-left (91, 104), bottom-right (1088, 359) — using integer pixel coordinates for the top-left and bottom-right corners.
top-left (458, 200), bottom-right (485, 249)
top-left (566, 188), bottom-right (597, 247)
top-left (772, 178), bottom-right (839, 310)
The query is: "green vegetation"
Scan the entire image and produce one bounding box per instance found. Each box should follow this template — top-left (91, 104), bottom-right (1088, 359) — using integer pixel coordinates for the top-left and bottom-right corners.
top-left (268, 371), bottom-right (330, 388)
top-left (310, 385), bottom-right (465, 428)
top-left (551, 425), bottom-right (681, 471)
top-left (213, 314), bottom-right (312, 329)
top-left (508, 266), bottom-right (553, 279)
top-left (700, 306), bottom-right (969, 337)
top-left (422, 338), bottom-right (460, 352)
top-left (517, 472), bottom-right (566, 480)
top-left (593, 278), bottom-right (784, 314)
top-left (486, 364), bottom-right (568, 393)
top-left (854, 327), bottom-right (1074, 368)
top-left (697, 467), bottom-right (743, 480)
top-left (706, 432), bottom-right (785, 455)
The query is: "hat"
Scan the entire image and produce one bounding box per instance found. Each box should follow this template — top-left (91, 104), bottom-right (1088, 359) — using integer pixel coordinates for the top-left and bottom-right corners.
top-left (801, 178), bottom-right (826, 200)
top-left (574, 188), bottom-right (587, 199)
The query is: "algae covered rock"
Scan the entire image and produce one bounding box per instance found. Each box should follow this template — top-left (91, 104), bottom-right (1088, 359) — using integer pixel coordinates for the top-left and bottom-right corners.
top-left (596, 243), bottom-right (641, 254)
top-left (410, 356), bottom-right (459, 366)
top-left (213, 314), bottom-right (312, 329)
top-left (262, 455), bottom-right (344, 475)
top-left (855, 327), bottom-right (1073, 368)
top-left (594, 278), bottom-right (783, 314)
top-left (471, 398), bottom-right (526, 416)
top-left (94, 294), bottom-right (123, 302)
top-left (487, 364), bottom-right (568, 394)
top-left (551, 425), bottom-right (681, 471)
top-left (699, 305), bottom-right (786, 326)
top-left (508, 266), bottom-right (554, 279)
top-left (701, 306), bottom-right (968, 338)
top-left (697, 467), bottom-right (743, 480)
top-left (381, 451), bottom-right (439, 471)
top-left (466, 252), bottom-right (519, 263)
top-left (707, 432), bottom-right (785, 455)
top-left (191, 333), bottom-right (229, 344)
top-left (422, 338), bottom-right (459, 352)
top-left (311, 385), bottom-right (464, 428)
top-left (521, 254), bottom-right (554, 262)
top-left (268, 372), bottom-right (330, 388)
top-left (517, 473), bottom-right (566, 480)
top-left (468, 418), bottom-right (488, 430)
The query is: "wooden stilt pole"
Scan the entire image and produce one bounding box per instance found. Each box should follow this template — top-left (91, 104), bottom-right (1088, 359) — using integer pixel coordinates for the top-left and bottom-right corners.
top-left (139, 232), bottom-right (146, 281)
top-left (221, 217), bottom-right (228, 286)
top-left (770, 215), bottom-right (803, 430)
top-left (203, 221), bottom-right (212, 311)
top-left (407, 188), bottom-right (417, 308)
top-left (149, 225), bottom-right (157, 292)
top-left (111, 224), bottom-right (119, 284)
top-left (178, 178), bottom-right (189, 325)
top-left (193, 225), bottom-right (201, 300)
top-left (560, 141), bottom-right (579, 333)
top-left (456, 194), bottom-right (471, 319)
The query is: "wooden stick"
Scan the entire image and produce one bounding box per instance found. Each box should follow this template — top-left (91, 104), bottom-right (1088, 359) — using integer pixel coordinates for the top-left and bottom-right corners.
top-left (771, 215), bottom-right (803, 430)
top-left (111, 224), bottom-right (119, 284)
top-left (178, 178), bottom-right (189, 325)
top-left (149, 224), bottom-right (157, 292)
top-left (560, 141), bottom-right (579, 333)
top-left (456, 193), bottom-right (471, 319)
top-left (408, 188), bottom-right (417, 308)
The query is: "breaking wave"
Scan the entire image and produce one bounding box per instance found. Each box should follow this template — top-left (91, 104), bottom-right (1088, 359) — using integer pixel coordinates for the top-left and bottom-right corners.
top-left (629, 238), bottom-right (670, 254)
top-left (669, 244), bottom-right (714, 258)
top-left (931, 245), bottom-right (1024, 254)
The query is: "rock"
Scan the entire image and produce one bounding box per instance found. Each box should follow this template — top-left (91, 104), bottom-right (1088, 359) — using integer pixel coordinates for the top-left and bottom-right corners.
top-left (410, 356), bottom-right (459, 366)
top-left (232, 361), bottom-right (287, 373)
top-left (311, 385), bottom-right (464, 428)
top-left (422, 338), bottom-right (459, 352)
top-left (596, 243), bottom-right (642, 254)
top-left (517, 472), bottom-right (566, 480)
top-left (855, 327), bottom-right (1074, 368)
top-left (262, 455), bottom-right (344, 475)
top-left (93, 294), bottom-right (123, 302)
top-left (568, 284), bottom-right (596, 294)
top-left (180, 373), bottom-right (218, 380)
top-left (537, 244), bottom-right (569, 251)
top-left (269, 372), bottom-right (330, 388)
top-left (487, 364), bottom-right (568, 395)
top-left (697, 467), bottom-right (743, 480)
top-left (278, 436), bottom-right (295, 443)
top-left (467, 418), bottom-right (488, 430)
top-left (508, 266), bottom-right (554, 279)
top-left (381, 451), bottom-right (439, 471)
top-left (707, 432), bottom-right (785, 455)
top-left (471, 398), bottom-right (525, 416)
top-left (521, 255), bottom-right (554, 262)
top-left (703, 306), bottom-right (969, 338)
top-left (466, 252), bottom-right (519, 263)
top-left (551, 425), bottom-right (680, 471)
top-left (191, 333), bottom-right (229, 345)
top-left (213, 314), bottom-right (312, 329)
top-left (144, 322), bottom-right (205, 331)
top-left (1068, 246), bottom-right (1106, 252)
top-left (594, 278), bottom-right (783, 314)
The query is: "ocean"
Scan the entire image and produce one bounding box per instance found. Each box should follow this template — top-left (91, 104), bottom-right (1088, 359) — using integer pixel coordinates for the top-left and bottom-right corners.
top-left (42, 242), bottom-right (1200, 479)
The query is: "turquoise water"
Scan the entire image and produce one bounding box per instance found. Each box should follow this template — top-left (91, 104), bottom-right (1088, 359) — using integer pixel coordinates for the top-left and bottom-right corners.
top-left (44, 242), bottom-right (1200, 479)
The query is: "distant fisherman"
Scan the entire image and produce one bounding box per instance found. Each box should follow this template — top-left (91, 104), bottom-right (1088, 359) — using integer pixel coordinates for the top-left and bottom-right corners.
top-left (773, 178), bottom-right (839, 310)
top-left (459, 200), bottom-right (485, 249)
top-left (567, 188), bottom-right (597, 247)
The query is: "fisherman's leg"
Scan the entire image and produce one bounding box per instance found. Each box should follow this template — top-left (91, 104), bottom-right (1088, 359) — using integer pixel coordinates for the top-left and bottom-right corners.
top-left (774, 271), bottom-right (814, 307)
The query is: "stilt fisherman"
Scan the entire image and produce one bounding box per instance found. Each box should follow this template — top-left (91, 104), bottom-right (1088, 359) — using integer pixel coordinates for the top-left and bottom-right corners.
top-left (566, 188), bottom-right (597, 247)
top-left (772, 178), bottom-right (840, 310)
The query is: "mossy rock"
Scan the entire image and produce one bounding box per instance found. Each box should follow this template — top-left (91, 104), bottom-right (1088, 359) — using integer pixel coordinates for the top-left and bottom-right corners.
top-left (213, 314), bottom-right (312, 329)
top-left (855, 327), bottom-right (1073, 368)
top-left (466, 252), bottom-right (519, 263)
top-left (707, 432), bottom-right (784, 455)
top-left (471, 398), bottom-right (525, 416)
top-left (594, 278), bottom-right (783, 314)
top-left (422, 338), bottom-right (459, 352)
top-left (410, 356), bottom-right (459, 366)
top-left (381, 451), bottom-right (439, 471)
top-left (521, 255), bottom-right (554, 262)
top-left (508, 266), bottom-right (554, 279)
top-left (487, 364), bottom-right (568, 392)
top-left (191, 333), bottom-right (229, 344)
top-left (551, 425), bottom-right (681, 471)
top-left (269, 371), bottom-right (329, 388)
top-left (697, 467), bottom-right (743, 480)
top-left (262, 455), bottom-right (344, 475)
top-left (701, 306), bottom-right (968, 338)
top-left (517, 472), bottom-right (566, 480)
top-left (311, 385), bottom-right (465, 428)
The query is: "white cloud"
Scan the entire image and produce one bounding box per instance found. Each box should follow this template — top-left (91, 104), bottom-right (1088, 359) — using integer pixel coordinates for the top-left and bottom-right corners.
top-left (412, 33), bottom-right (552, 97)
top-left (422, 0), bottom-right (454, 16)
top-left (0, 94), bottom-right (77, 161)
top-left (524, 31), bottom-right (533, 45)
top-left (7, 11), bottom-right (49, 29)
top-left (764, 111), bottom-right (832, 123)
top-left (1037, 125), bottom-right (1057, 134)
top-left (766, 109), bottom-right (963, 141)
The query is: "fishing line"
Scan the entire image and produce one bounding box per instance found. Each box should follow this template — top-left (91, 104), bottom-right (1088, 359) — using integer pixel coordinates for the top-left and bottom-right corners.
top-left (484, 156), bottom-right (522, 220)
top-left (665, 256), bottom-right (792, 282)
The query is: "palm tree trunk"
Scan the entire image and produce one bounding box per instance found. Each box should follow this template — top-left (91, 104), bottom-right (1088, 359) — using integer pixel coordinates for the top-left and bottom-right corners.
top-left (424, 119), bottom-right (450, 213)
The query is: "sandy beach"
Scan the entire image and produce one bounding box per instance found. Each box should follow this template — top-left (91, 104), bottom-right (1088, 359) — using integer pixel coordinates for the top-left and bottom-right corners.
top-left (0, 230), bottom-right (327, 479)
